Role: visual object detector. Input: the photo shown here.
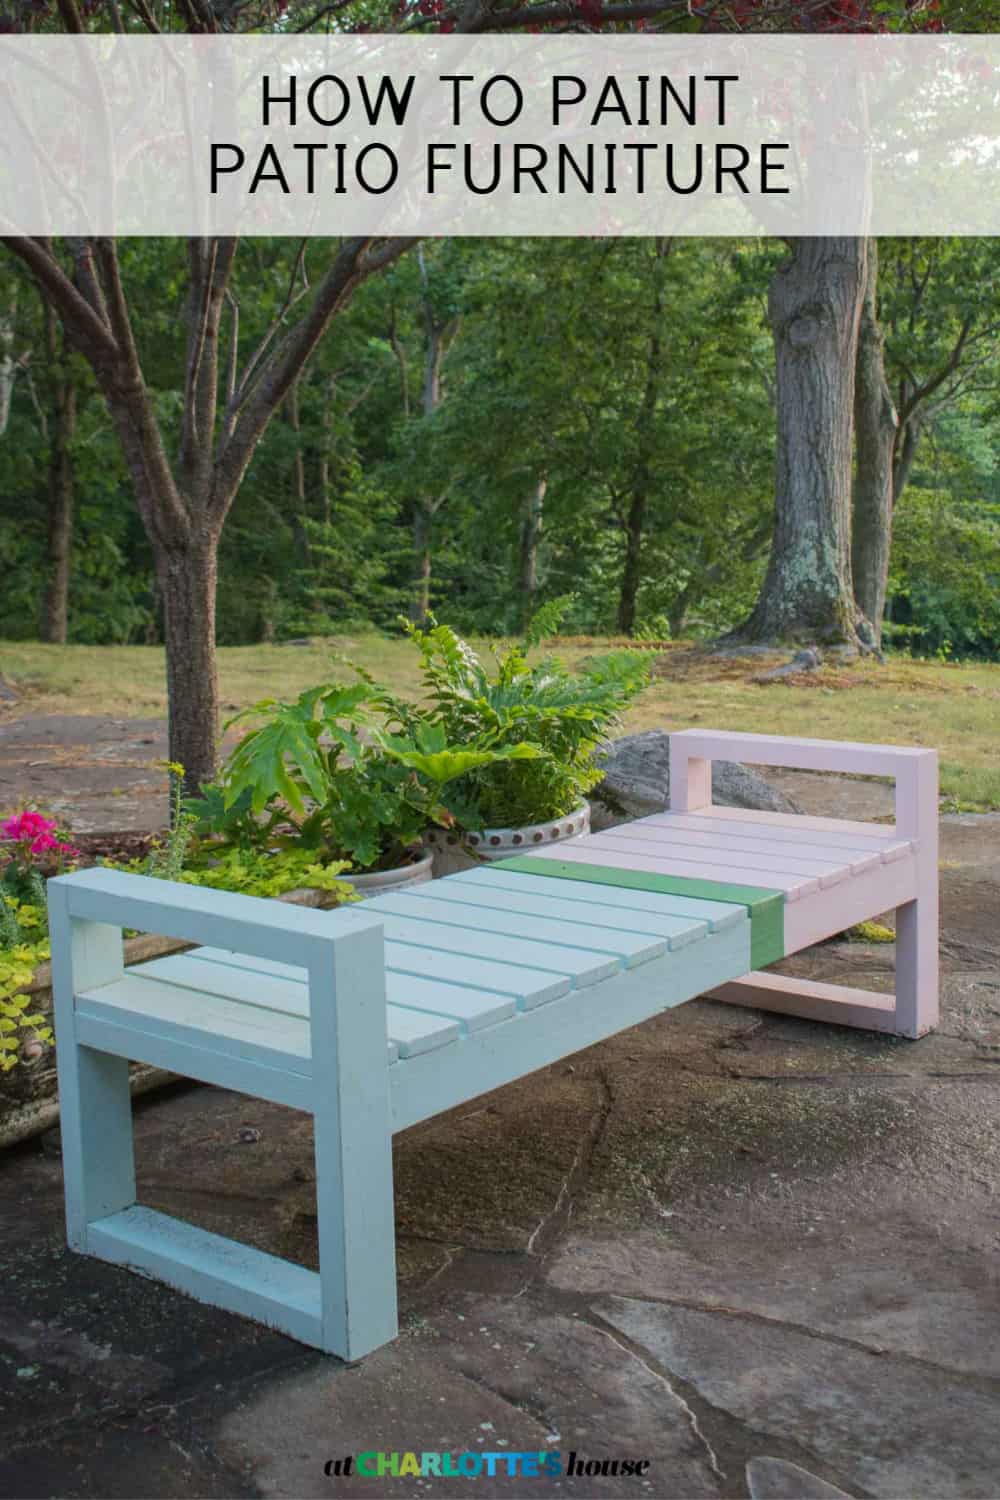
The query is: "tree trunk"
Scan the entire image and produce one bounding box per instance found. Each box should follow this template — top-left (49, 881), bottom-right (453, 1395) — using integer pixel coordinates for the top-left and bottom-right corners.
top-left (617, 238), bottom-right (669, 638)
top-left (159, 532), bottom-right (221, 795)
top-left (410, 506), bottom-right (431, 625)
top-left (43, 307), bottom-right (76, 644)
top-left (285, 379), bottom-right (310, 563)
top-left (44, 380), bottom-right (75, 643)
top-left (617, 494), bottom-right (645, 636)
top-left (892, 415), bottom-right (921, 507)
top-left (0, 282), bottom-right (16, 438)
top-left (851, 241), bottom-right (897, 643)
top-left (741, 238), bottom-right (868, 645)
top-left (518, 476), bottom-right (546, 631)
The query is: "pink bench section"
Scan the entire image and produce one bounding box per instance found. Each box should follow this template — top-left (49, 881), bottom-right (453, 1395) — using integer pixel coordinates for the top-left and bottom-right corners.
top-left (668, 729), bottom-right (938, 1038)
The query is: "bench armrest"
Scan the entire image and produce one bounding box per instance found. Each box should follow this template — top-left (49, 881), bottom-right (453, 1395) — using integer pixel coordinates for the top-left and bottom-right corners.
top-left (47, 866), bottom-right (382, 971)
top-left (668, 729), bottom-right (937, 840)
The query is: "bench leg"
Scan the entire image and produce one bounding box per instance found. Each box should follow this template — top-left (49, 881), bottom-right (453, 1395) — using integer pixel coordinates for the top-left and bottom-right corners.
top-left (706, 889), bottom-right (939, 1040)
top-left (309, 925), bottom-right (398, 1360)
top-left (48, 902), bottom-right (135, 1249)
top-left (59, 1045), bottom-right (136, 1250)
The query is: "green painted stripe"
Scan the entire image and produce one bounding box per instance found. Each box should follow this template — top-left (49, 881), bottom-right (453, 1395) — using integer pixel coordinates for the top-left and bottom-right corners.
top-left (496, 855), bottom-right (785, 970)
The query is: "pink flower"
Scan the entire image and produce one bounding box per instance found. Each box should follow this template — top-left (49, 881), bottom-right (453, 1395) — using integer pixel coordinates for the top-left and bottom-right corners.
top-left (1, 811), bottom-right (56, 842)
top-left (0, 810), bottom-right (78, 862)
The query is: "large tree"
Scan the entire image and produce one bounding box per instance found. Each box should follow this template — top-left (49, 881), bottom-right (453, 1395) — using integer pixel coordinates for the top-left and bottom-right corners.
top-left (739, 237), bottom-right (870, 645)
top-left (853, 238), bottom-right (1000, 638)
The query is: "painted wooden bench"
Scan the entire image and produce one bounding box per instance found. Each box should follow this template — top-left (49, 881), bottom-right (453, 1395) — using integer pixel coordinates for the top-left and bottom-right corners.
top-left (48, 730), bottom-right (938, 1361)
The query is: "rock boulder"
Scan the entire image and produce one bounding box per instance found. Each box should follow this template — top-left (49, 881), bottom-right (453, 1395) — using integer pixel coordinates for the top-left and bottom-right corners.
top-left (592, 729), bottom-right (799, 826)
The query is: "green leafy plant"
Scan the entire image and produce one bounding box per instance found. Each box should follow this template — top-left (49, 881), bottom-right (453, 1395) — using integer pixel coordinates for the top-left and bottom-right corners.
top-left (175, 848), bottom-right (355, 901)
top-left (0, 811), bottom-right (79, 1071)
top-left (120, 764), bottom-right (356, 901)
top-left (399, 601), bottom-right (651, 829)
top-left (190, 668), bottom-right (552, 872)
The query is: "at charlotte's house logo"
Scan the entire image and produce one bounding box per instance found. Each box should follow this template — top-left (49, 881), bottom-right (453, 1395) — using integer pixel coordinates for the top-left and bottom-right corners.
top-left (323, 1450), bottom-right (651, 1480)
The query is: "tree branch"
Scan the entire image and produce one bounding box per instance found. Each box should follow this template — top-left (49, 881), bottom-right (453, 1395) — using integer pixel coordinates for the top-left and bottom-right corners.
top-left (216, 237), bottom-right (416, 517)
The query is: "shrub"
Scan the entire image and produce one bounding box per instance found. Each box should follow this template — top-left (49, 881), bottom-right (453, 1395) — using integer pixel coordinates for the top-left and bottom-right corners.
top-left (397, 601), bottom-right (651, 829)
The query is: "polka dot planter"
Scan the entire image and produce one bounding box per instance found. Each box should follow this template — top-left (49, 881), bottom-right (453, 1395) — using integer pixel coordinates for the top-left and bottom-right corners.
top-left (424, 804), bottom-right (592, 879)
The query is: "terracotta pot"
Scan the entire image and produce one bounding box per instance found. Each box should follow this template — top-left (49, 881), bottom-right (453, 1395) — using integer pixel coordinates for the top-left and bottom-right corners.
top-left (424, 803), bottom-right (591, 879)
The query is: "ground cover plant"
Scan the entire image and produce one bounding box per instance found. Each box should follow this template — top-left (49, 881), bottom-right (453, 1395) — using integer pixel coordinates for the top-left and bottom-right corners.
top-left (0, 812), bottom-right (77, 1070)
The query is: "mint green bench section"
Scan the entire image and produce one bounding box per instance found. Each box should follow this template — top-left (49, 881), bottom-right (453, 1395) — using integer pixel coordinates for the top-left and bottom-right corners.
top-left (496, 855), bottom-right (785, 970)
top-left (48, 864), bottom-right (751, 1361)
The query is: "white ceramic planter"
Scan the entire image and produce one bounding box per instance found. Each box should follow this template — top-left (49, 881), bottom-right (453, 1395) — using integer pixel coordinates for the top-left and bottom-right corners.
top-left (424, 803), bottom-right (591, 878)
top-left (340, 848), bottom-right (435, 899)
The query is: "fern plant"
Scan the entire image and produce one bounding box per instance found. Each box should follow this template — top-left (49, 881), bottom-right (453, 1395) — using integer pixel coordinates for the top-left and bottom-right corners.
top-left (400, 601), bottom-right (651, 829)
top-left (186, 678), bottom-right (542, 873)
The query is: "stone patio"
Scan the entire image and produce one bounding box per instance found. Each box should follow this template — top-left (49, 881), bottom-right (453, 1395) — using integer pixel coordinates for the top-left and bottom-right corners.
top-left (2, 776), bottom-right (999, 1499)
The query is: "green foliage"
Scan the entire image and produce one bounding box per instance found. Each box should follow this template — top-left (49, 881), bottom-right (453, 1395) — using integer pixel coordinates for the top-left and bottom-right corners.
top-left (400, 606), bottom-right (651, 828)
top-left (190, 679), bottom-right (440, 872)
top-left (0, 913), bottom-right (51, 1073)
top-left (887, 490), bottom-right (1000, 660)
top-left (175, 848), bottom-right (355, 902)
top-left (220, 684), bottom-right (371, 816)
top-left (118, 765), bottom-right (357, 901)
top-left (2, 236), bottom-right (1000, 660)
top-left (0, 812), bottom-right (76, 1070)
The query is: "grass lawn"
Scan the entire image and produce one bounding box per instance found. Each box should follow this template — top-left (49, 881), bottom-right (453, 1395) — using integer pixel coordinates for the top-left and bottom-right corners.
top-left (2, 635), bottom-right (998, 810)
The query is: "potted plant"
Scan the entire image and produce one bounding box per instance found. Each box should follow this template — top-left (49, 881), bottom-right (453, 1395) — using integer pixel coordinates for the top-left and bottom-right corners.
top-left (187, 682), bottom-right (543, 897)
top-left (396, 601), bottom-right (652, 875)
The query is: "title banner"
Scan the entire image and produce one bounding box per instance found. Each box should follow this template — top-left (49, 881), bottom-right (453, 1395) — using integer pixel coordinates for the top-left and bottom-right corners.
top-left (1, 35), bottom-right (998, 235)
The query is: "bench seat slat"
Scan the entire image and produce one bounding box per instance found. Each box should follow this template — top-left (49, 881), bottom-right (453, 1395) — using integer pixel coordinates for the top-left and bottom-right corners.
top-left (646, 810), bottom-right (914, 860)
top-left (382, 976), bottom-right (495, 1040)
top-left (536, 837), bottom-right (815, 899)
top-left (135, 953), bottom-right (461, 1056)
top-left (700, 805), bottom-right (910, 843)
top-left (620, 817), bottom-right (884, 877)
top-left (378, 886), bottom-right (682, 960)
top-left (159, 948), bottom-right (529, 1043)
top-left (385, 940), bottom-right (574, 1006)
top-left (78, 972), bottom-right (312, 1073)
top-left (160, 942), bottom-right (563, 1026)
top-left (431, 876), bottom-right (710, 942)
top-left (471, 867), bottom-right (747, 930)
top-left (366, 908), bottom-right (623, 986)
top-left (579, 827), bottom-right (845, 882)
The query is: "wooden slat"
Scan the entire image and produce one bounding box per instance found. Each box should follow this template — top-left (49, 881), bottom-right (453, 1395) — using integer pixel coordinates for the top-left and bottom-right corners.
top-left (701, 804), bottom-right (910, 844)
top-left (391, 915), bottom-right (753, 1132)
top-left (366, 907), bottom-right (622, 987)
top-left (87, 1206), bottom-right (323, 1347)
top-left (79, 972), bottom-right (312, 1072)
top-left (707, 973), bottom-right (899, 1033)
top-left (621, 817), bottom-right (883, 877)
top-left (578, 828), bottom-right (846, 884)
top-left (138, 952), bottom-right (464, 1058)
top-left (469, 866), bottom-right (746, 931)
top-left (75, 1009), bottom-right (314, 1110)
top-left (534, 838), bottom-right (814, 899)
top-left (649, 809), bottom-right (913, 860)
top-left (386, 969), bottom-right (519, 1029)
top-left (425, 876), bottom-right (707, 948)
top-left (375, 888), bottom-right (670, 965)
top-left (138, 954), bottom-right (397, 1063)
top-left (386, 940), bottom-right (573, 1007)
